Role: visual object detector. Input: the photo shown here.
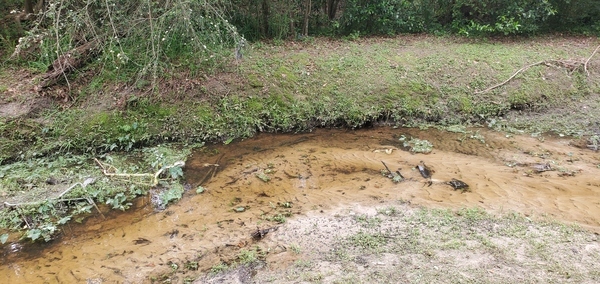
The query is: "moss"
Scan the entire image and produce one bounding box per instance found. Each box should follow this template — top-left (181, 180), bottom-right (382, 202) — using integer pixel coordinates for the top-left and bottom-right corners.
top-left (247, 74), bottom-right (264, 88)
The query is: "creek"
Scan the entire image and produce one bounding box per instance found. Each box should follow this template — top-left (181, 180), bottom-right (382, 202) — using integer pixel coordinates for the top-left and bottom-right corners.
top-left (1, 127), bottom-right (599, 283)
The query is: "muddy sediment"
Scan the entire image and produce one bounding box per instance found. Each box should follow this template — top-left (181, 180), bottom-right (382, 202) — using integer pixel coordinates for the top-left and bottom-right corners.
top-left (1, 127), bottom-right (600, 283)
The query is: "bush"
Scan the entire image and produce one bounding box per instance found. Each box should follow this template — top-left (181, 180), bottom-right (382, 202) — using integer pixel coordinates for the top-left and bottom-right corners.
top-left (11, 0), bottom-right (243, 85)
top-left (451, 0), bottom-right (556, 35)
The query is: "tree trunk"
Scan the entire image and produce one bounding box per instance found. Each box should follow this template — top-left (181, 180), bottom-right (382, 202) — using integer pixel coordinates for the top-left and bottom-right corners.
top-left (24, 0), bottom-right (34, 14)
top-left (327, 0), bottom-right (340, 20)
top-left (261, 0), bottom-right (270, 37)
top-left (303, 0), bottom-right (311, 36)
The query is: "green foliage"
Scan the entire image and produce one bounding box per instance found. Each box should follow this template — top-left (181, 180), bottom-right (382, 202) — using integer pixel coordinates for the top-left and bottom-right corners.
top-left (210, 262), bottom-right (228, 274)
top-left (158, 183), bottom-right (185, 206)
top-left (11, 0), bottom-right (243, 87)
top-left (0, 143), bottom-right (191, 242)
top-left (0, 233), bottom-right (8, 244)
top-left (106, 192), bottom-right (131, 211)
top-left (452, 0), bottom-right (556, 36)
top-left (237, 248), bottom-right (258, 264)
top-left (226, 0), bottom-right (599, 38)
top-left (399, 135), bottom-right (433, 153)
top-left (341, 0), bottom-right (432, 35)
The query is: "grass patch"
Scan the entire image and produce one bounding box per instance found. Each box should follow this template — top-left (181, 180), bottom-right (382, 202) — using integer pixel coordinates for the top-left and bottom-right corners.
top-left (290, 205), bottom-right (600, 283)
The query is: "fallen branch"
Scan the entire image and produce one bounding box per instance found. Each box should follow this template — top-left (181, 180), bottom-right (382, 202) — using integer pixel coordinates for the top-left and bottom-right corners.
top-left (584, 44), bottom-right (600, 77)
top-left (3, 178), bottom-right (96, 208)
top-left (36, 39), bottom-right (100, 90)
top-left (93, 158), bottom-right (185, 186)
top-left (476, 44), bottom-right (600, 94)
top-left (475, 60), bottom-right (545, 94)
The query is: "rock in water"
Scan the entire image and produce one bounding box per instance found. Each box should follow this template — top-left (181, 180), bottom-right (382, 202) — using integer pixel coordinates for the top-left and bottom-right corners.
top-left (447, 179), bottom-right (469, 191)
top-left (415, 161), bottom-right (432, 179)
top-left (532, 163), bottom-right (552, 173)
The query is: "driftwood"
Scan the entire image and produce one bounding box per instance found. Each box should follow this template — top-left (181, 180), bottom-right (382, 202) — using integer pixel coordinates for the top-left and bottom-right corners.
top-left (476, 44), bottom-right (600, 94)
top-left (37, 40), bottom-right (99, 90)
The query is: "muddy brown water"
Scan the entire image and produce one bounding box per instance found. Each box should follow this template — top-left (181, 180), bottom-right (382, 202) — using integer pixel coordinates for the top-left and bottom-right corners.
top-left (2, 127), bottom-right (600, 283)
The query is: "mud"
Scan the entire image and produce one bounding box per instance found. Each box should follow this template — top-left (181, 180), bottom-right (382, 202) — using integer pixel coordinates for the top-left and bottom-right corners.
top-left (1, 127), bottom-right (600, 283)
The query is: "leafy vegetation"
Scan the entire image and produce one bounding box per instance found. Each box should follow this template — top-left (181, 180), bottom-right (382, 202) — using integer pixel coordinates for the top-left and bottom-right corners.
top-left (0, 144), bottom-right (192, 242)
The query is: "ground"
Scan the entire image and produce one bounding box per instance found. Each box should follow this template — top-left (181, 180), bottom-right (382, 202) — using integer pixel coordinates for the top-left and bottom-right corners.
top-left (1, 35), bottom-right (600, 283)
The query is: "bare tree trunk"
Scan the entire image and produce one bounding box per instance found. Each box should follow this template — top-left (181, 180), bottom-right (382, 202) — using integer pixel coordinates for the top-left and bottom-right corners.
top-left (303, 0), bottom-right (311, 36)
top-left (24, 0), bottom-right (34, 14)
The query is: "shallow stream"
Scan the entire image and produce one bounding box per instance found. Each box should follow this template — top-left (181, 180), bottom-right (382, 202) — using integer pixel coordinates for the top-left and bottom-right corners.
top-left (2, 127), bottom-right (600, 283)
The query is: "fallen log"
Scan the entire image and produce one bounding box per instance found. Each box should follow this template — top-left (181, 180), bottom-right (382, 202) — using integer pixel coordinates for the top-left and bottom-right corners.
top-left (37, 40), bottom-right (100, 90)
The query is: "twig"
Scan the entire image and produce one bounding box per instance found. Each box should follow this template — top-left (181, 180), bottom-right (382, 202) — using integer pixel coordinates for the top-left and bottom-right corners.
top-left (86, 197), bottom-right (106, 219)
top-left (381, 161), bottom-right (392, 174)
top-left (584, 44), bottom-right (600, 77)
top-left (477, 44), bottom-right (600, 94)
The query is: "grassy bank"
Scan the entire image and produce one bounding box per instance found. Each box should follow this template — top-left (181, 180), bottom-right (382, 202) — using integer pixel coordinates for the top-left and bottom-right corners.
top-left (1, 35), bottom-right (599, 241)
top-left (2, 36), bottom-right (600, 163)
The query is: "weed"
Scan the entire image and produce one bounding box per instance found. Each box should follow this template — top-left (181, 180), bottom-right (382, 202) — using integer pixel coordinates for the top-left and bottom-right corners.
top-left (238, 249), bottom-right (257, 264)
top-left (279, 202), bottom-right (293, 208)
top-left (354, 215), bottom-right (382, 228)
top-left (290, 243), bottom-right (302, 254)
top-left (294, 259), bottom-right (312, 268)
top-left (399, 135), bottom-right (433, 154)
top-left (348, 231), bottom-right (387, 250)
top-left (377, 206), bottom-right (399, 216)
top-left (210, 262), bottom-right (228, 274)
top-left (268, 214), bottom-right (287, 223)
top-left (184, 261), bottom-right (198, 271)
top-left (157, 183), bottom-right (185, 208)
top-left (256, 172), bottom-right (271, 182)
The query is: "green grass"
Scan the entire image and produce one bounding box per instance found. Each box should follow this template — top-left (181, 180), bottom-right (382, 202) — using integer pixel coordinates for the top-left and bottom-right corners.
top-left (4, 36), bottom-right (600, 162)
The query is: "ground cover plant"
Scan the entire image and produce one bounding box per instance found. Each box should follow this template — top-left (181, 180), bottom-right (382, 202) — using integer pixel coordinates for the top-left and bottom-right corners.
top-left (0, 144), bottom-right (194, 242)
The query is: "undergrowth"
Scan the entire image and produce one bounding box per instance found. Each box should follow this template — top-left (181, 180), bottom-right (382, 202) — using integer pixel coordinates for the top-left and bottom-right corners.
top-left (0, 144), bottom-right (194, 243)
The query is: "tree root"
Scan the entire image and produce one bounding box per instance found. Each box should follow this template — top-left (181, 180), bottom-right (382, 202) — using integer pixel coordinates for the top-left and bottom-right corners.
top-left (475, 43), bottom-right (600, 94)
